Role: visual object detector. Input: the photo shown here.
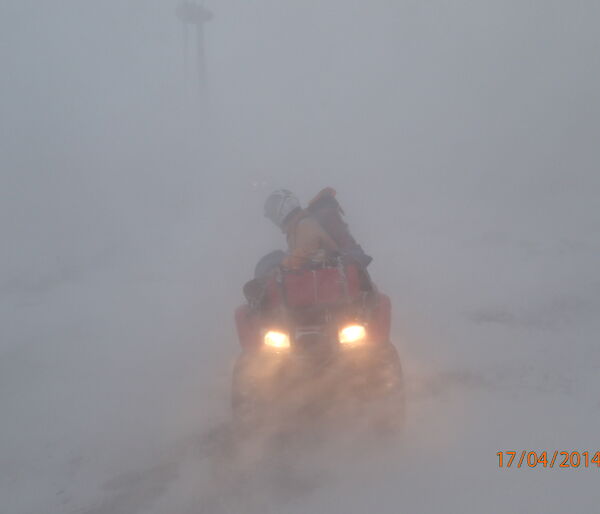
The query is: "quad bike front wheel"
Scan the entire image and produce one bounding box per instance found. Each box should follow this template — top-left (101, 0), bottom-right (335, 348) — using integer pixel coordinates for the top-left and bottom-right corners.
top-left (363, 342), bottom-right (406, 436)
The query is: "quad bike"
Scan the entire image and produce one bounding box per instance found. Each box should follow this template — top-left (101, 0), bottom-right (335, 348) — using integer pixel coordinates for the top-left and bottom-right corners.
top-left (232, 259), bottom-right (405, 440)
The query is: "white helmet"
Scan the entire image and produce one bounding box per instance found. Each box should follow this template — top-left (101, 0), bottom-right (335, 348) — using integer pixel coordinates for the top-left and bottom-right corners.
top-left (264, 189), bottom-right (301, 228)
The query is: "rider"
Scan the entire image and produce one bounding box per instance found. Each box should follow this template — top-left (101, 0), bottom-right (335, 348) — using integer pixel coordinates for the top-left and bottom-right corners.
top-left (264, 189), bottom-right (340, 270)
top-left (263, 188), bottom-right (372, 271)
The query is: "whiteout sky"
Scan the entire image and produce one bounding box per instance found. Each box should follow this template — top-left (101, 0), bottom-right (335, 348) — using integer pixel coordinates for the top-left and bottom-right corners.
top-left (1, 1), bottom-right (599, 513)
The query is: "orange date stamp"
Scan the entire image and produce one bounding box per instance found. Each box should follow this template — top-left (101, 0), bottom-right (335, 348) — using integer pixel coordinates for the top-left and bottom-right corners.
top-left (497, 451), bottom-right (600, 469)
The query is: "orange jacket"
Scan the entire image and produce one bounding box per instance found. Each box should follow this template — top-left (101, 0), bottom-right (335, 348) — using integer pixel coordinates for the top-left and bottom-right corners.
top-left (281, 209), bottom-right (339, 270)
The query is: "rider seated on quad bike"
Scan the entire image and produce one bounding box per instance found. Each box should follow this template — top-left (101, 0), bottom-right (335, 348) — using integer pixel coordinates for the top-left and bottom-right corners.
top-left (266, 187), bottom-right (372, 271)
top-left (248, 188), bottom-right (373, 290)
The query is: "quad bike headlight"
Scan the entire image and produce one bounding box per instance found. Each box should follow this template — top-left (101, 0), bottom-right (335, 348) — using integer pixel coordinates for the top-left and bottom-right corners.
top-left (338, 324), bottom-right (367, 346)
top-left (263, 330), bottom-right (291, 349)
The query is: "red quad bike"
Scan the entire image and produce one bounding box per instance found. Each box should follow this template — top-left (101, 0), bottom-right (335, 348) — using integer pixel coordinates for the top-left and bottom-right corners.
top-left (233, 259), bottom-right (405, 438)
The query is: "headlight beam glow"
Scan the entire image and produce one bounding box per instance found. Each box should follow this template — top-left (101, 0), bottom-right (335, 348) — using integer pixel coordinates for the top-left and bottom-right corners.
top-left (263, 330), bottom-right (291, 349)
top-left (338, 324), bottom-right (367, 345)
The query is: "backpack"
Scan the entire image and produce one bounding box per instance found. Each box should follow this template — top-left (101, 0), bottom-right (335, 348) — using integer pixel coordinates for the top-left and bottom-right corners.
top-left (307, 188), bottom-right (372, 267)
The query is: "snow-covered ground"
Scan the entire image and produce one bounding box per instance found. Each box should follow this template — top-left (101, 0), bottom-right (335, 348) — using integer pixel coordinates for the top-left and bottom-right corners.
top-left (2, 1), bottom-right (599, 513)
top-left (3, 200), bottom-right (598, 513)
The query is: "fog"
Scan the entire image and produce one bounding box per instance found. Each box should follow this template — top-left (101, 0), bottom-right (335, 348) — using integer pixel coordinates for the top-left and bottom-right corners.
top-left (2, 1), bottom-right (599, 513)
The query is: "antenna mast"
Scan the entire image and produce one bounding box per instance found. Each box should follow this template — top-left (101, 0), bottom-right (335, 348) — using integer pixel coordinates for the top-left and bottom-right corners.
top-left (176, 1), bottom-right (213, 97)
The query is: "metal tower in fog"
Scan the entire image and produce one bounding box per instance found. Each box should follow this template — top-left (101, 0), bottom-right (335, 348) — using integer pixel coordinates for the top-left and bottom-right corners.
top-left (176, 1), bottom-right (213, 97)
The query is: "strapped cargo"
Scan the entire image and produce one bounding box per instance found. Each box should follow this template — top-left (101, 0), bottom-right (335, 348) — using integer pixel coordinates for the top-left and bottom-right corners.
top-left (264, 262), bottom-right (362, 310)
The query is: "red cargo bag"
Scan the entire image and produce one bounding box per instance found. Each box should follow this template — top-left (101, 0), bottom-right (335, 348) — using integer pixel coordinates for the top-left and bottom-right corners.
top-left (265, 264), bottom-right (361, 309)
